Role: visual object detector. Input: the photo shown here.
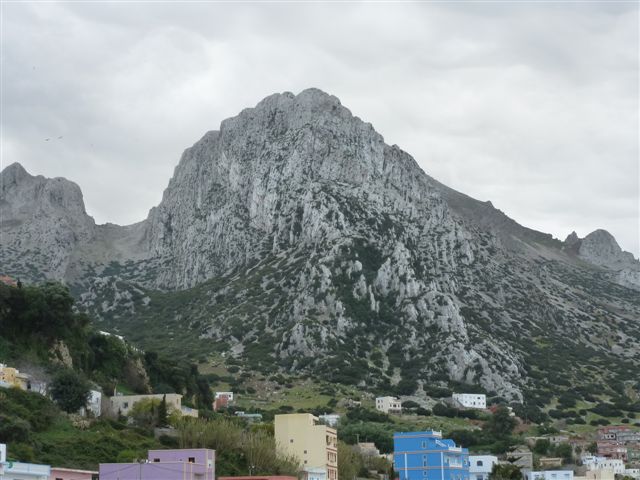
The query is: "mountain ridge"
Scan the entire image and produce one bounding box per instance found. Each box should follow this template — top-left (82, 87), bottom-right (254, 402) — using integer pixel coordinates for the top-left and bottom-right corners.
top-left (2, 88), bottom-right (639, 402)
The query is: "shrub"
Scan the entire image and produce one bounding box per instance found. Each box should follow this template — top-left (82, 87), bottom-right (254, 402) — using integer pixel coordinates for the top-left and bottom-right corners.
top-left (0, 414), bottom-right (32, 442)
top-left (50, 369), bottom-right (91, 413)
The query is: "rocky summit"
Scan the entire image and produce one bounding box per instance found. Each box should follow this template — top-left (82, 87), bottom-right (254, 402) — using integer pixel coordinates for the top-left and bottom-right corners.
top-left (2, 88), bottom-right (639, 402)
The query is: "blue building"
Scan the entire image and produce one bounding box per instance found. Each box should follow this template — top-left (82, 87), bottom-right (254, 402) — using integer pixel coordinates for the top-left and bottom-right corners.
top-left (394, 430), bottom-right (469, 480)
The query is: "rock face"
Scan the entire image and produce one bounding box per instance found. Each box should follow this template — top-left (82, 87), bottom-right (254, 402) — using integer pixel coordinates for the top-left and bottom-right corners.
top-left (563, 229), bottom-right (640, 290)
top-left (0, 162), bottom-right (96, 280)
top-left (2, 88), bottom-right (639, 401)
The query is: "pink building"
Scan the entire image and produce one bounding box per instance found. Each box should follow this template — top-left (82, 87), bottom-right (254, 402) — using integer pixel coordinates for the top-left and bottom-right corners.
top-left (100, 448), bottom-right (215, 480)
top-left (49, 467), bottom-right (98, 480)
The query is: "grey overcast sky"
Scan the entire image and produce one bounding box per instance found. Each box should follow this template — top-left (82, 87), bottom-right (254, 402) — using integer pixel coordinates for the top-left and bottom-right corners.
top-left (2, 1), bottom-right (639, 256)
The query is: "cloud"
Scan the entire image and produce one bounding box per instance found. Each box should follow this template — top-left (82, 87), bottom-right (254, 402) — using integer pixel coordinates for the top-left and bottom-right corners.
top-left (2, 2), bottom-right (638, 256)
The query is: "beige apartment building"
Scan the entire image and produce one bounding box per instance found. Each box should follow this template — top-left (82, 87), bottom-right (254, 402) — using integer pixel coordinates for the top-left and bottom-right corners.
top-left (275, 413), bottom-right (338, 480)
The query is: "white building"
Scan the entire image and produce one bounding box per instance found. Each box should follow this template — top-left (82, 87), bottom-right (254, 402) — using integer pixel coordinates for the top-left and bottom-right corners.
top-left (469, 455), bottom-right (498, 480)
top-left (452, 393), bottom-right (487, 409)
top-left (375, 396), bottom-right (402, 414)
top-left (3, 461), bottom-right (51, 480)
top-left (80, 390), bottom-right (102, 417)
top-left (526, 471), bottom-right (574, 480)
top-left (589, 459), bottom-right (625, 475)
top-left (581, 456), bottom-right (607, 468)
top-left (318, 413), bottom-right (340, 427)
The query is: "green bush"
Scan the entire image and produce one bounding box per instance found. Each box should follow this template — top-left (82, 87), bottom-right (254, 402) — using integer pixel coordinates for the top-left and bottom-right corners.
top-left (50, 369), bottom-right (91, 413)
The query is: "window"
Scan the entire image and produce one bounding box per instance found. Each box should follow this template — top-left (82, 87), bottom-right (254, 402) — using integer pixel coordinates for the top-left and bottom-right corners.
top-left (153, 458), bottom-right (160, 463)
top-left (477, 461), bottom-right (483, 466)
top-left (123, 402), bottom-right (129, 408)
top-left (290, 439), bottom-right (294, 443)
top-left (422, 441), bottom-right (427, 448)
top-left (188, 457), bottom-right (195, 463)
top-left (423, 471), bottom-right (428, 476)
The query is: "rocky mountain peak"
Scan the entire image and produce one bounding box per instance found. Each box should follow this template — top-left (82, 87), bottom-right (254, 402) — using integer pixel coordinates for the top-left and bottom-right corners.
top-left (0, 163), bottom-right (95, 280)
top-left (1, 161), bottom-right (31, 186)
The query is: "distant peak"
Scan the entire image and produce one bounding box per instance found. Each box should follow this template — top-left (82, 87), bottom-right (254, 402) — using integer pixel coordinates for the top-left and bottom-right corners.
top-left (564, 231), bottom-right (580, 245)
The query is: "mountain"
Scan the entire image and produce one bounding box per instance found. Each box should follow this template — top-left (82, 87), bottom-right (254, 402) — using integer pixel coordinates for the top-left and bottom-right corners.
top-left (2, 88), bottom-right (639, 403)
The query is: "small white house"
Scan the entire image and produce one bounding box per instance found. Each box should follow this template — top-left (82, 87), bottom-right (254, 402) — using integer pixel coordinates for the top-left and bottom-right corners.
top-left (527, 471), bottom-right (574, 480)
top-left (452, 393), bottom-right (487, 409)
top-left (469, 455), bottom-right (498, 480)
top-left (375, 396), bottom-right (402, 414)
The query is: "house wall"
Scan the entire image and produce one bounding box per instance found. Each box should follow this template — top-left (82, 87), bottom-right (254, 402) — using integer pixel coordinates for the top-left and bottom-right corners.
top-left (469, 455), bottom-right (497, 480)
top-left (275, 414), bottom-right (338, 480)
top-left (526, 471), bottom-right (573, 480)
top-left (109, 393), bottom-right (183, 416)
top-left (393, 431), bottom-right (470, 480)
top-left (376, 397), bottom-right (402, 413)
top-left (99, 449), bottom-right (214, 480)
top-left (452, 394), bottom-right (486, 409)
top-left (3, 461), bottom-right (51, 480)
top-left (49, 467), bottom-right (97, 480)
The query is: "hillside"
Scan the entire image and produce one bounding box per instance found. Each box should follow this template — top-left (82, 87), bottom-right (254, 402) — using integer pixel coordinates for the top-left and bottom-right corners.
top-left (1, 88), bottom-right (639, 405)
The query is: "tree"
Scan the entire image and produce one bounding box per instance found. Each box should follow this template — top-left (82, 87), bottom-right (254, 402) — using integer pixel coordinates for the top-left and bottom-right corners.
top-left (50, 369), bottom-right (90, 413)
top-left (338, 441), bottom-right (363, 480)
top-left (533, 439), bottom-right (550, 455)
top-left (489, 463), bottom-right (522, 480)
top-left (585, 441), bottom-right (597, 455)
top-left (158, 394), bottom-right (168, 427)
top-left (485, 406), bottom-right (517, 439)
top-left (555, 443), bottom-right (573, 464)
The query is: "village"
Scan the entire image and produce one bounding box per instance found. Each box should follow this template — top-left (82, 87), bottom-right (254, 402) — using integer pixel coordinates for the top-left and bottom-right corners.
top-left (1, 366), bottom-right (639, 480)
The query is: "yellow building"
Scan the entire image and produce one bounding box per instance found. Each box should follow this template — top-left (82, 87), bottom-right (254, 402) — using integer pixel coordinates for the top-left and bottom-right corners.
top-left (0, 364), bottom-right (31, 390)
top-left (275, 413), bottom-right (338, 480)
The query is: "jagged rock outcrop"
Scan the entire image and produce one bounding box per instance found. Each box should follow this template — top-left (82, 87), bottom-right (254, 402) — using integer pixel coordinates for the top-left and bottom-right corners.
top-left (563, 229), bottom-right (640, 290)
top-left (2, 88), bottom-right (639, 401)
